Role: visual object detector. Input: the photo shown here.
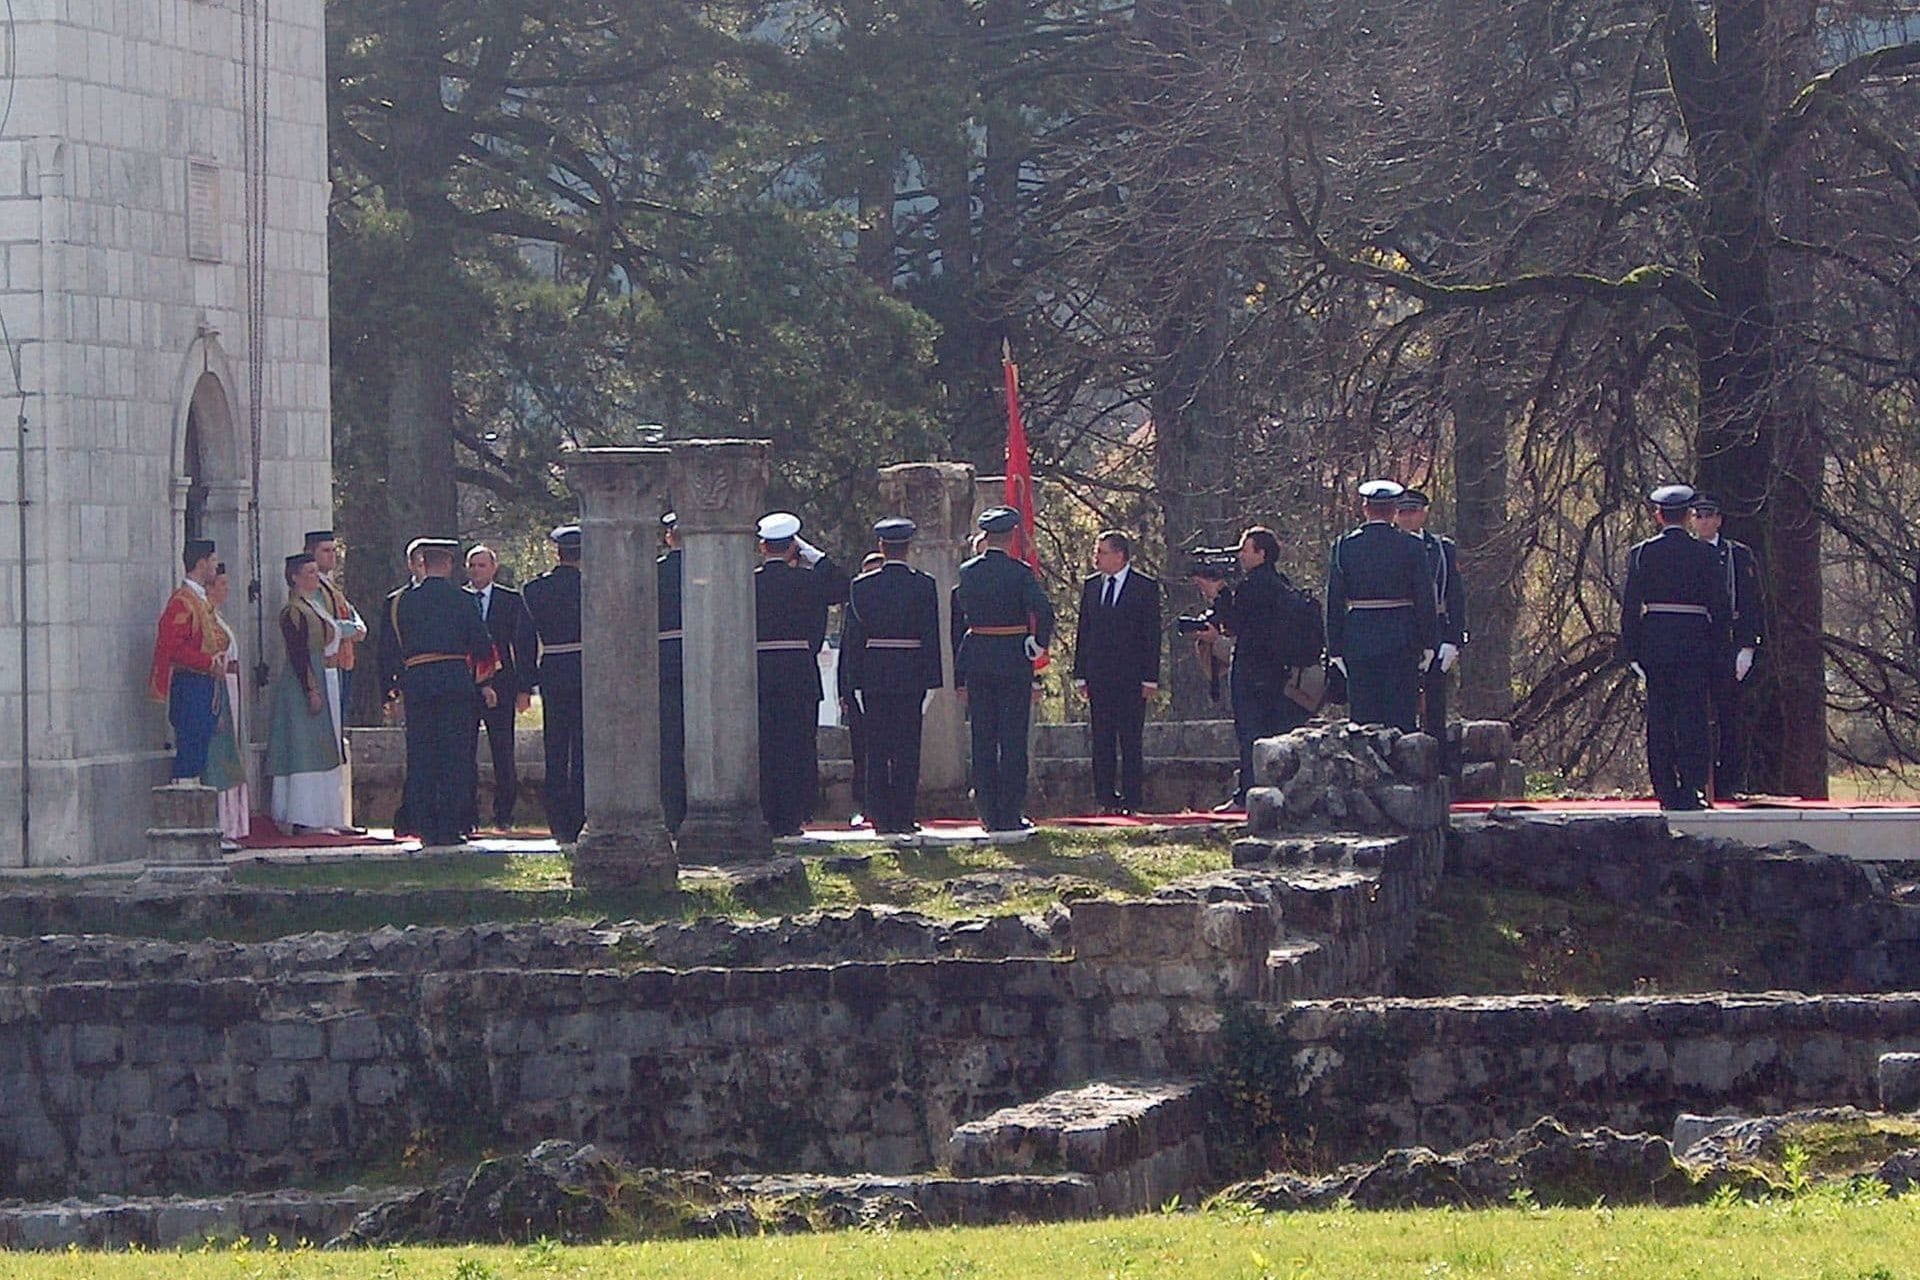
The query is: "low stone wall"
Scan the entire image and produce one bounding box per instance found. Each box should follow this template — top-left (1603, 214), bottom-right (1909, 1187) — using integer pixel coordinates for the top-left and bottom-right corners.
top-left (1265, 992), bottom-right (1920, 1161)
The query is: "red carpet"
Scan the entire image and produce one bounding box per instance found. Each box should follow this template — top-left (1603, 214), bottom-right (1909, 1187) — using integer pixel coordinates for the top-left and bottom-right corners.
top-left (236, 816), bottom-right (407, 849)
top-left (1451, 796), bottom-right (1920, 813)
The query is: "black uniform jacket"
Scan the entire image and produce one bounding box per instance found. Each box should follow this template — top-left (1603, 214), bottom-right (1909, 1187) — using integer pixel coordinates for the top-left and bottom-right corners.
top-left (1705, 536), bottom-right (1763, 652)
top-left (755, 555), bottom-right (852, 704)
top-left (1326, 522), bottom-right (1439, 660)
top-left (1620, 526), bottom-right (1733, 668)
top-left (521, 563), bottom-right (583, 693)
top-left (950, 549), bottom-right (1055, 688)
top-left (1418, 532), bottom-right (1469, 648)
top-left (1071, 569), bottom-right (1161, 689)
top-left (393, 577), bottom-right (496, 698)
top-left (658, 548), bottom-right (684, 671)
top-left (841, 561), bottom-right (945, 694)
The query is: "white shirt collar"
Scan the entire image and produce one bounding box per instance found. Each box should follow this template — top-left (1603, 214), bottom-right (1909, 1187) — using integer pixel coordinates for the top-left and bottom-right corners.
top-left (180, 577), bottom-right (207, 599)
top-left (1106, 565), bottom-right (1131, 593)
top-left (1704, 534), bottom-right (1721, 546)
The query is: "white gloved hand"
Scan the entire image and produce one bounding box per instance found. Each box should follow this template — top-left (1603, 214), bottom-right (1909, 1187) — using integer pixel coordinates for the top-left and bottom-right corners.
top-left (1073, 678), bottom-right (1088, 692)
top-left (1735, 648), bottom-right (1755, 682)
top-left (1330, 657), bottom-right (1347, 676)
top-left (922, 690), bottom-right (934, 714)
top-left (1437, 642), bottom-right (1459, 673)
top-left (1630, 662), bottom-right (1646, 681)
top-left (1024, 637), bottom-right (1045, 662)
top-left (1419, 649), bottom-right (1435, 673)
top-left (795, 537), bottom-right (824, 566)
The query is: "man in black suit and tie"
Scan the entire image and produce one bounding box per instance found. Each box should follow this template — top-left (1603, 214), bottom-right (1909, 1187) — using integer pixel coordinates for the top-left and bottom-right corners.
top-left (463, 545), bottom-right (534, 831)
top-left (1071, 531), bottom-right (1162, 815)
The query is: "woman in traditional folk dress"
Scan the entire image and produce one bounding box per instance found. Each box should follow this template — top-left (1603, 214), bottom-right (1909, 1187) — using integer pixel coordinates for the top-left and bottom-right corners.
top-left (201, 563), bottom-right (251, 848)
top-left (266, 553), bottom-right (351, 833)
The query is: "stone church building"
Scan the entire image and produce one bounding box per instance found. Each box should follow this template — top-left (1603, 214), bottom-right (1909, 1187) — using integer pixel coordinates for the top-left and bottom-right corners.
top-left (0, 0), bottom-right (333, 866)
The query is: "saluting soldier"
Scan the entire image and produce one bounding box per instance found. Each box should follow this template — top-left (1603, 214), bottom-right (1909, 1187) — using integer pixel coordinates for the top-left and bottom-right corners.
top-left (1393, 490), bottom-right (1467, 771)
top-left (841, 518), bottom-right (945, 836)
top-left (754, 512), bottom-right (851, 838)
top-left (392, 539), bottom-right (498, 847)
top-left (1689, 493), bottom-right (1763, 801)
top-left (1621, 484), bottom-right (1733, 811)
top-left (522, 525), bottom-right (586, 843)
top-left (951, 506), bottom-right (1055, 838)
top-left (1326, 479), bottom-right (1438, 734)
top-left (658, 512), bottom-right (687, 834)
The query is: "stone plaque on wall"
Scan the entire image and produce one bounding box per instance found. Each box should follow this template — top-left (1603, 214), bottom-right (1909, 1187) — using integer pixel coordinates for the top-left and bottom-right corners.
top-left (187, 158), bottom-right (221, 263)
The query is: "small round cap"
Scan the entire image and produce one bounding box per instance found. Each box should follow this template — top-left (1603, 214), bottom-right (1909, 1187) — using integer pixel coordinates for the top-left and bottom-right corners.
top-left (303, 529), bottom-right (335, 548)
top-left (874, 516), bottom-right (916, 544)
top-left (185, 538), bottom-right (217, 563)
top-left (284, 552), bottom-right (316, 572)
top-left (1395, 488), bottom-right (1431, 510)
top-left (1689, 491), bottom-right (1721, 515)
top-left (549, 525), bottom-right (582, 547)
top-left (757, 512), bottom-right (802, 541)
top-left (1358, 479), bottom-right (1405, 503)
top-left (1648, 484), bottom-right (1697, 511)
top-left (977, 506), bottom-right (1020, 534)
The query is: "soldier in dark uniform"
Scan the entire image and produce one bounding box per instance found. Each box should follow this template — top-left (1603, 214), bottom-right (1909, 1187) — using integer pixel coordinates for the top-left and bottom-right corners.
top-left (754, 512), bottom-right (851, 838)
top-left (377, 539), bottom-right (428, 836)
top-left (522, 525), bottom-right (586, 842)
top-left (1326, 479), bottom-right (1438, 734)
top-left (1689, 493), bottom-right (1763, 801)
top-left (1621, 484), bottom-right (1733, 810)
top-left (392, 539), bottom-right (498, 847)
top-left (951, 506), bottom-right (1055, 837)
top-left (1394, 489), bottom-right (1468, 772)
top-left (841, 520), bottom-right (945, 836)
top-left (658, 512), bottom-right (686, 833)
top-left (837, 551), bottom-right (888, 827)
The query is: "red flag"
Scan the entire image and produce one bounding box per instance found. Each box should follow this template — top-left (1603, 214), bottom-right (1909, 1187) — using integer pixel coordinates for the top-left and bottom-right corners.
top-left (1001, 339), bottom-right (1037, 570)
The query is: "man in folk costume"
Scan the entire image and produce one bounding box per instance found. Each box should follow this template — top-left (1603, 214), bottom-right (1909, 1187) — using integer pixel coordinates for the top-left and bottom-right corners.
top-left (149, 538), bottom-right (225, 784)
top-left (306, 530), bottom-right (369, 723)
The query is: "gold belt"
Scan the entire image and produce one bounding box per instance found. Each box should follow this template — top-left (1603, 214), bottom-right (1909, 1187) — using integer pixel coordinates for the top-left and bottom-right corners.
top-left (405, 652), bottom-right (467, 669)
top-left (967, 625), bottom-right (1028, 636)
top-left (756, 640), bottom-right (811, 652)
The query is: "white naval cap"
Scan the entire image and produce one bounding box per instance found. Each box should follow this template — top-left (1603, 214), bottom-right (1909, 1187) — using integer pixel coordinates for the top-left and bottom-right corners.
top-left (757, 512), bottom-right (802, 541)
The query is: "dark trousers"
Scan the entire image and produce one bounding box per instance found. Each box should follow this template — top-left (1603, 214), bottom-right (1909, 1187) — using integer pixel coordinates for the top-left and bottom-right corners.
top-left (541, 685), bottom-right (585, 841)
top-left (1347, 651), bottom-right (1420, 733)
top-left (409, 687), bottom-right (476, 845)
top-left (862, 687), bottom-right (925, 832)
top-left (1645, 661), bottom-right (1711, 807)
top-left (1708, 660), bottom-right (1744, 800)
top-left (1418, 663), bottom-right (1453, 773)
top-left (845, 698), bottom-right (869, 812)
top-left (1087, 680), bottom-right (1146, 811)
top-left (661, 658), bottom-right (685, 832)
top-left (168, 670), bottom-right (217, 779)
top-left (759, 686), bottom-right (819, 836)
top-left (967, 670), bottom-right (1032, 830)
top-left (464, 697), bottom-right (518, 829)
top-left (1230, 667), bottom-right (1308, 801)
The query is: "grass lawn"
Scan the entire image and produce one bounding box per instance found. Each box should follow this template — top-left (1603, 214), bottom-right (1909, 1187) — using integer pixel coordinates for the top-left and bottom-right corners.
top-left (7, 1199), bottom-right (1920, 1278)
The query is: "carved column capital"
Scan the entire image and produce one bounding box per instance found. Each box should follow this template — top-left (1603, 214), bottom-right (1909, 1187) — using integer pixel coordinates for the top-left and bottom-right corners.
top-left (878, 462), bottom-right (976, 549)
top-left (668, 439), bottom-right (772, 535)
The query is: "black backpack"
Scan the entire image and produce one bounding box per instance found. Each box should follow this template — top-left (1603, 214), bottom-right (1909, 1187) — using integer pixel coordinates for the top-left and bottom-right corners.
top-left (1272, 572), bottom-right (1326, 669)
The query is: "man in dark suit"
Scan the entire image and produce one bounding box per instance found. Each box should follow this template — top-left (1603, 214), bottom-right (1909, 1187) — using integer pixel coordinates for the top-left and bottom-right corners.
top-left (1326, 480), bottom-right (1439, 734)
top-left (754, 512), bottom-right (851, 838)
top-left (1196, 526), bottom-right (1314, 808)
top-left (1689, 493), bottom-right (1763, 800)
top-left (1621, 484), bottom-right (1733, 810)
top-left (1071, 530), bottom-right (1161, 815)
top-left (522, 525), bottom-right (585, 842)
top-left (841, 520), bottom-right (945, 835)
top-left (393, 539), bottom-right (499, 848)
top-left (462, 544), bottom-right (532, 831)
top-left (1394, 489), bottom-right (1468, 773)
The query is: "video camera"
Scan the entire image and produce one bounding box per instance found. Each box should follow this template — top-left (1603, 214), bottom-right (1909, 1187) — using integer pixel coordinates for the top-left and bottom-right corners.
top-left (1183, 546), bottom-right (1240, 582)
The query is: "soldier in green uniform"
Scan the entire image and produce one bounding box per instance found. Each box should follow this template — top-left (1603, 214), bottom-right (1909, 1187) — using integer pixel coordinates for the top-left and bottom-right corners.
top-left (951, 507), bottom-right (1055, 838)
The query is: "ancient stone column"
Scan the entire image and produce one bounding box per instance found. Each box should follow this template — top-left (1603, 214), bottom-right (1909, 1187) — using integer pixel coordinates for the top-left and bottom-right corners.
top-left (668, 439), bottom-right (774, 861)
top-left (877, 462), bottom-right (976, 801)
top-left (565, 447), bottom-right (677, 892)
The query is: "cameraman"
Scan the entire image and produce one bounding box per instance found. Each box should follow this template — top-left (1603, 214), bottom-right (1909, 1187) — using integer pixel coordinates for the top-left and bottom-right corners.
top-left (1194, 527), bottom-right (1309, 810)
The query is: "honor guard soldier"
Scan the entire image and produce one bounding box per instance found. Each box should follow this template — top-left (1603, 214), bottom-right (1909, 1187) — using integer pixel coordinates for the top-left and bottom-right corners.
top-left (1689, 493), bottom-right (1762, 800)
top-left (658, 512), bottom-right (686, 833)
top-left (377, 540), bottom-right (429, 835)
top-left (1325, 479), bottom-right (1438, 734)
top-left (392, 539), bottom-right (498, 847)
top-left (1621, 484), bottom-right (1732, 810)
top-left (840, 518), bottom-right (946, 836)
top-left (837, 551), bottom-right (889, 827)
top-left (1393, 490), bottom-right (1467, 771)
top-left (522, 525), bottom-right (586, 842)
top-left (951, 506), bottom-right (1055, 837)
top-left (754, 512), bottom-right (851, 838)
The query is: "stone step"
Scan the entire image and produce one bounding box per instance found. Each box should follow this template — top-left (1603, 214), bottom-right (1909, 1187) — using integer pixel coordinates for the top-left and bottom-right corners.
top-left (946, 1080), bottom-right (1209, 1214)
top-left (0, 1187), bottom-right (393, 1251)
top-left (1264, 940), bottom-right (1328, 1001)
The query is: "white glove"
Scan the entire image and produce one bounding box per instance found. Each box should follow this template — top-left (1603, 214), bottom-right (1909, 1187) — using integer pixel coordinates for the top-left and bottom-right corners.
top-left (1735, 648), bottom-right (1755, 682)
top-left (1437, 643), bottom-right (1459, 673)
top-left (853, 690), bottom-right (865, 714)
top-left (1630, 662), bottom-right (1646, 681)
top-left (1330, 657), bottom-right (1346, 676)
top-left (1023, 637), bottom-right (1045, 662)
top-left (922, 690), bottom-right (934, 714)
top-left (1073, 678), bottom-right (1088, 692)
top-left (1419, 649), bottom-right (1435, 673)
top-left (795, 537), bottom-right (824, 566)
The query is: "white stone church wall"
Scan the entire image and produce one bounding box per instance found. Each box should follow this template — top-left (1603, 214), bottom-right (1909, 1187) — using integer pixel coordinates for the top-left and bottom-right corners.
top-left (0, 0), bottom-right (331, 866)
